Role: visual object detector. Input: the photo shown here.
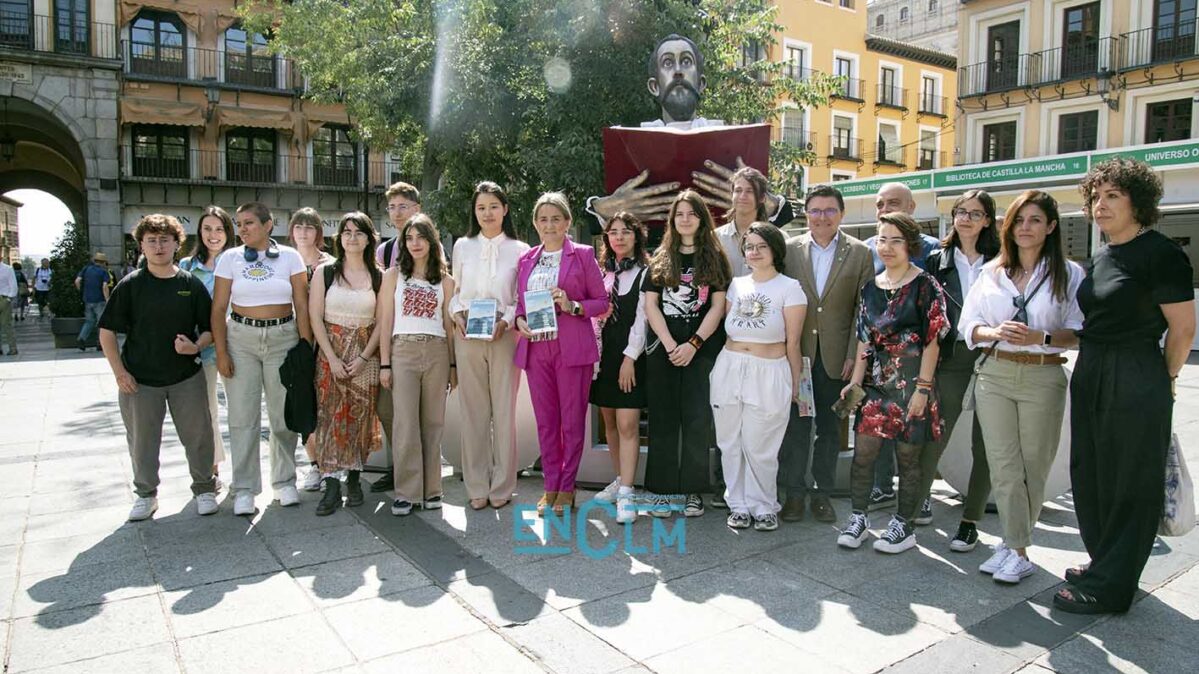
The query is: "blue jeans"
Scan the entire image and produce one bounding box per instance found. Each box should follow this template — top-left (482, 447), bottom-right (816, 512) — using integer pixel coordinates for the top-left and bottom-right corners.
top-left (79, 301), bottom-right (105, 343)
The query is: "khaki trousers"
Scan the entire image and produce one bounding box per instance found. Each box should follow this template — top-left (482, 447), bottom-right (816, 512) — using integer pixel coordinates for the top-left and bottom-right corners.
top-left (119, 369), bottom-right (215, 497)
top-left (389, 335), bottom-right (451, 503)
top-left (454, 332), bottom-right (519, 501)
top-left (974, 357), bottom-right (1067, 549)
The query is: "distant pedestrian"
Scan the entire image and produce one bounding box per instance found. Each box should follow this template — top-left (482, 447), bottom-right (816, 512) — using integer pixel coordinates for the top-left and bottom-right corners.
top-left (12, 262), bottom-right (29, 321)
top-left (98, 214), bottom-right (216, 521)
top-left (0, 259), bottom-right (17, 355)
top-left (32, 259), bottom-right (51, 319)
top-left (289, 207), bottom-right (334, 492)
top-left (75, 251), bottom-right (112, 350)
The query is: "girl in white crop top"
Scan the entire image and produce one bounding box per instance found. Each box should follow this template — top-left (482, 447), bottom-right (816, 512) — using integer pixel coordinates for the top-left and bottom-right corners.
top-left (709, 224), bottom-right (807, 531)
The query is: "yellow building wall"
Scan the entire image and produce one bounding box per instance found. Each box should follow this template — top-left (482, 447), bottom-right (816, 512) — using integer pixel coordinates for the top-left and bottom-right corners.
top-left (771, 0), bottom-right (957, 188)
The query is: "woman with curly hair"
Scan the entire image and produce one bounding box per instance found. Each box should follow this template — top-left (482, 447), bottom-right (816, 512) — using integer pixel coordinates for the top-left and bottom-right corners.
top-left (589, 211), bottom-right (651, 523)
top-left (642, 190), bottom-right (732, 518)
top-left (1055, 159), bottom-right (1196, 614)
top-left (837, 212), bottom-right (949, 554)
top-left (959, 190), bottom-right (1084, 584)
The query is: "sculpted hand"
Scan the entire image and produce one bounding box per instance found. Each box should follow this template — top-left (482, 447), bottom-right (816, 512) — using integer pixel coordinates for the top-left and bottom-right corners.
top-left (592, 170), bottom-right (680, 223)
top-left (691, 157), bottom-right (781, 216)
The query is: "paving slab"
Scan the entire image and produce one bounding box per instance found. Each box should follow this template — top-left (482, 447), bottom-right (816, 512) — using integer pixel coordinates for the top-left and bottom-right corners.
top-left (13, 556), bottom-right (157, 617)
top-left (17, 528), bottom-right (142, 575)
top-left (19, 643), bottom-right (183, 674)
top-left (360, 629), bottom-right (542, 673)
top-left (147, 537), bottom-right (283, 591)
top-left (6, 595), bottom-right (171, 672)
top-left (289, 551), bottom-right (432, 608)
top-left (502, 612), bottom-right (637, 674)
top-left (163, 571), bottom-right (313, 639)
top-left (323, 585), bottom-right (488, 661)
top-left (263, 522), bottom-right (391, 570)
top-left (176, 612), bottom-right (355, 674)
top-left (644, 623), bottom-right (850, 674)
top-left (881, 634), bottom-right (1025, 674)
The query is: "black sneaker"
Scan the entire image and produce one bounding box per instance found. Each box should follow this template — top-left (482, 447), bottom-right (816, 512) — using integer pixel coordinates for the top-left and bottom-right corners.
top-left (867, 487), bottom-right (896, 511)
top-left (913, 498), bottom-right (933, 526)
top-left (391, 499), bottom-right (413, 516)
top-left (837, 511), bottom-right (870, 549)
top-left (727, 512), bottom-right (752, 529)
top-left (949, 521), bottom-right (978, 552)
top-left (683, 494), bottom-right (705, 517)
top-left (370, 472), bottom-right (395, 493)
top-left (872, 515), bottom-right (917, 554)
top-left (710, 487), bottom-right (728, 509)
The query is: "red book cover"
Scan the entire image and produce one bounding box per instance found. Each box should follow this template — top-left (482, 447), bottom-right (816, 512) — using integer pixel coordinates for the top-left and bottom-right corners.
top-left (602, 123), bottom-right (772, 221)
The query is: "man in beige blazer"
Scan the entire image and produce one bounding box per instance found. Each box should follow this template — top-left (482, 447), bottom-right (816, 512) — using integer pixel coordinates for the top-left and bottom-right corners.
top-left (779, 184), bottom-right (874, 523)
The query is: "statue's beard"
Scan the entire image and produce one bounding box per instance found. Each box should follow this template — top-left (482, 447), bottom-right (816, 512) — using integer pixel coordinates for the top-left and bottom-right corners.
top-left (659, 79), bottom-right (700, 122)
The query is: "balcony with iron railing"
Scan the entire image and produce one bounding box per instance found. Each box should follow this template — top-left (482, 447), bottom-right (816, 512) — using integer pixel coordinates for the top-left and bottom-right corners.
top-left (122, 40), bottom-right (304, 92)
top-left (828, 135), bottom-right (861, 162)
top-left (873, 141), bottom-right (906, 166)
top-left (1118, 21), bottom-right (1199, 70)
top-left (780, 128), bottom-right (817, 153)
top-left (831, 77), bottom-right (866, 102)
top-left (959, 54), bottom-right (1033, 97)
top-left (0, 12), bottom-right (118, 60)
top-left (1027, 37), bottom-right (1118, 84)
top-left (120, 146), bottom-right (401, 190)
top-left (916, 148), bottom-right (944, 171)
top-left (876, 83), bottom-right (907, 110)
top-left (783, 63), bottom-right (816, 82)
top-left (917, 93), bottom-right (948, 116)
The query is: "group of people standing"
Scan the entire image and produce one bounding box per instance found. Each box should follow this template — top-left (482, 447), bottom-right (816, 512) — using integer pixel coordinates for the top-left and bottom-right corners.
top-left (98, 156), bottom-right (1193, 618)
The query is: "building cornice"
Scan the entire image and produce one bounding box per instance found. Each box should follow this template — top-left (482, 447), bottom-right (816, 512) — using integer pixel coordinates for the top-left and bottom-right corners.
top-left (864, 35), bottom-right (957, 69)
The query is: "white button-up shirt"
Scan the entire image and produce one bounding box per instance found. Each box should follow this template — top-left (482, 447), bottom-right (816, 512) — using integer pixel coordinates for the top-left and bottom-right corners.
top-left (448, 233), bottom-right (529, 326)
top-left (811, 233), bottom-right (840, 298)
top-left (0, 263), bottom-right (17, 299)
top-left (959, 259), bottom-right (1085, 354)
top-left (952, 248), bottom-right (986, 341)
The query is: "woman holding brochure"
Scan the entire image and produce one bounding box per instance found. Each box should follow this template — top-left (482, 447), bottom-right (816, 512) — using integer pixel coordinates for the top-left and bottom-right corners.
top-left (448, 182), bottom-right (529, 510)
top-left (377, 214), bottom-right (457, 517)
top-left (514, 192), bottom-right (609, 516)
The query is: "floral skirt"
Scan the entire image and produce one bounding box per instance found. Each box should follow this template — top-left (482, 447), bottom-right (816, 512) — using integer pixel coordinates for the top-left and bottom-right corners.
top-left (853, 352), bottom-right (943, 444)
top-left (315, 323), bottom-right (381, 472)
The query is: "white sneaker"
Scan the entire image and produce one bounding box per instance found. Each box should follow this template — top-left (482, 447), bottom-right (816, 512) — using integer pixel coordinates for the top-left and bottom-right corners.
top-left (275, 485), bottom-right (301, 507)
top-left (233, 491), bottom-right (256, 516)
top-left (128, 497), bottom-right (158, 521)
top-left (195, 493), bottom-right (218, 516)
top-left (301, 465), bottom-right (322, 491)
top-left (616, 493), bottom-right (637, 523)
top-left (837, 511), bottom-right (870, 549)
top-left (979, 542), bottom-right (1012, 575)
top-left (993, 552), bottom-right (1035, 584)
top-left (594, 478), bottom-right (621, 503)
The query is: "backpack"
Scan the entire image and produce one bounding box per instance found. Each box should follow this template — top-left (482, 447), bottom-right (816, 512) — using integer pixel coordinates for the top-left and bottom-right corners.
top-left (322, 264), bottom-right (381, 298)
top-left (381, 238), bottom-right (399, 270)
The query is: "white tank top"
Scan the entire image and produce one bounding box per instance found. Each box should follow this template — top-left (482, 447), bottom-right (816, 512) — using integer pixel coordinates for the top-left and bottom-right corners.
top-left (393, 277), bottom-right (446, 337)
top-left (324, 281), bottom-right (376, 329)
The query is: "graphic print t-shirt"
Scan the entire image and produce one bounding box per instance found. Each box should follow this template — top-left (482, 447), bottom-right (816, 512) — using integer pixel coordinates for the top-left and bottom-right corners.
top-left (724, 273), bottom-right (806, 344)
top-left (641, 253), bottom-right (724, 321)
top-left (213, 244), bottom-right (306, 307)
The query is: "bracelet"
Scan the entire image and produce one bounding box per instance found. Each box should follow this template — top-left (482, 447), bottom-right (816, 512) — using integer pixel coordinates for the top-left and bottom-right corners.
top-left (379, 365), bottom-right (391, 370)
top-left (915, 388), bottom-right (931, 396)
top-left (915, 377), bottom-right (934, 387)
top-left (687, 334), bottom-right (705, 350)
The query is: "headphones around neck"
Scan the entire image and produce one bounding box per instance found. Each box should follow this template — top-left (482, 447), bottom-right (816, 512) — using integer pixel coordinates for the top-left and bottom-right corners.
top-left (244, 240), bottom-right (280, 262)
top-left (605, 256), bottom-right (638, 273)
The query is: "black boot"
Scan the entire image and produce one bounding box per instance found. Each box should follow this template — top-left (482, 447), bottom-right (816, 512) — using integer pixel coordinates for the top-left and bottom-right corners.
top-left (345, 470), bottom-right (364, 507)
top-left (315, 477), bottom-right (341, 516)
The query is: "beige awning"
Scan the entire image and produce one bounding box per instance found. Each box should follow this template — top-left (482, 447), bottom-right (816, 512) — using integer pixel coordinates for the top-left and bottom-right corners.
top-left (120, 1), bottom-right (202, 35)
top-left (120, 98), bottom-right (205, 127)
top-left (216, 107), bottom-right (294, 131)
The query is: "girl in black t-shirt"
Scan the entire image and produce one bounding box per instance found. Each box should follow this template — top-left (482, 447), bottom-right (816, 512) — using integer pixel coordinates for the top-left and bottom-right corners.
top-left (641, 190), bottom-right (732, 518)
top-left (1057, 159), bottom-right (1197, 615)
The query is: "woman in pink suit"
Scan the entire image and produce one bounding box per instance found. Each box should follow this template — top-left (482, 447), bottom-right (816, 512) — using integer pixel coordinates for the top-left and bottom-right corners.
top-left (514, 192), bottom-right (610, 516)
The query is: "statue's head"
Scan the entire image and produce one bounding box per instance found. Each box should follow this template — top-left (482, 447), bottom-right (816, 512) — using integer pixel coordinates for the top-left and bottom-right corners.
top-left (647, 34), bottom-right (705, 123)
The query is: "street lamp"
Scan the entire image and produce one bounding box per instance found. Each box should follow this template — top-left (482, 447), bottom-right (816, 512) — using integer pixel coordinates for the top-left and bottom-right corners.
top-left (1096, 69), bottom-right (1119, 111)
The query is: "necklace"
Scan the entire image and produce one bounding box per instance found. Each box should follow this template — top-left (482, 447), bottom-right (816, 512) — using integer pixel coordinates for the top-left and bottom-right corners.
top-left (880, 266), bottom-right (911, 300)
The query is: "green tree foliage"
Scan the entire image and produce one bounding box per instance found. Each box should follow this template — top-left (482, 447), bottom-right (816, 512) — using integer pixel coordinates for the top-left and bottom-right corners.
top-left (48, 220), bottom-right (89, 318)
top-left (244, 0), bottom-right (835, 235)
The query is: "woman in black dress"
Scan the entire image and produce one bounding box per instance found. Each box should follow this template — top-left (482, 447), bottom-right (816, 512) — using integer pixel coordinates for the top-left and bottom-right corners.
top-left (1056, 158), bottom-right (1196, 614)
top-left (589, 212), bottom-right (650, 523)
top-left (838, 212), bottom-right (948, 555)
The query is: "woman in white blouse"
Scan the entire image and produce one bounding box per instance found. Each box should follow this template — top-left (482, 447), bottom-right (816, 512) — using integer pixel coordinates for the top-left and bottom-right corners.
top-left (447, 182), bottom-right (530, 509)
top-left (958, 189), bottom-right (1083, 585)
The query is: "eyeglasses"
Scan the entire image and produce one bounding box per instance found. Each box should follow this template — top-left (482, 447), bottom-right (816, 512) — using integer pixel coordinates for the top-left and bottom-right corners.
top-left (952, 208), bottom-right (987, 223)
top-left (341, 230), bottom-right (368, 239)
top-left (743, 244), bottom-right (771, 254)
top-left (606, 229), bottom-right (634, 238)
top-left (386, 203), bottom-right (415, 213)
top-left (142, 238), bottom-right (176, 249)
top-left (806, 207), bottom-right (840, 219)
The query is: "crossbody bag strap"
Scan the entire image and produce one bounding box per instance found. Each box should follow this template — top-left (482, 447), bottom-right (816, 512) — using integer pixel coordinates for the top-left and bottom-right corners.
top-left (978, 269), bottom-right (1053, 368)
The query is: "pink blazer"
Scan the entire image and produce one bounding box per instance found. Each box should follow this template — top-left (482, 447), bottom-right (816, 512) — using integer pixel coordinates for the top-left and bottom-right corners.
top-left (513, 238), bottom-right (609, 370)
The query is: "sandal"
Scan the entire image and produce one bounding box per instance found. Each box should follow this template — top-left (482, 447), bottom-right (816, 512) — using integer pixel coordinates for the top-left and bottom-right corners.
top-left (490, 498), bottom-right (510, 510)
top-left (1064, 564), bottom-right (1090, 584)
top-left (1052, 586), bottom-right (1116, 615)
top-left (552, 490), bottom-right (575, 516)
top-left (536, 492), bottom-right (558, 517)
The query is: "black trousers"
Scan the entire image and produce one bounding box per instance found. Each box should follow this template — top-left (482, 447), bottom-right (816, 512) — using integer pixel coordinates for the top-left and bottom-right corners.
top-left (644, 320), bottom-right (720, 496)
top-left (1070, 341), bottom-right (1171, 611)
top-left (778, 349), bottom-right (843, 497)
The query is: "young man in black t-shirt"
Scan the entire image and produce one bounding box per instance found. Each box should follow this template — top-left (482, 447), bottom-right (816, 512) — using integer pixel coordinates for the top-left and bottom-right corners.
top-left (99, 214), bottom-right (217, 521)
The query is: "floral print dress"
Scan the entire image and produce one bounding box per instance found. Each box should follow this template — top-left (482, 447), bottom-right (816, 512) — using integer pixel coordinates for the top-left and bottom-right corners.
top-left (854, 271), bottom-right (949, 443)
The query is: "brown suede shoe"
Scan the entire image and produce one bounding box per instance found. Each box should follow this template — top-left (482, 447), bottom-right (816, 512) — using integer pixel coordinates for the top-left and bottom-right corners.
top-left (537, 492), bottom-right (558, 516)
top-left (809, 494), bottom-right (837, 523)
top-left (552, 490), bottom-right (575, 516)
top-left (780, 496), bottom-right (806, 522)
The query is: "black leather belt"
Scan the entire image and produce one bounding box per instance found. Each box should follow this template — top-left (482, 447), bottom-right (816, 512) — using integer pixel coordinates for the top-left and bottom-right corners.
top-left (231, 312), bottom-right (294, 328)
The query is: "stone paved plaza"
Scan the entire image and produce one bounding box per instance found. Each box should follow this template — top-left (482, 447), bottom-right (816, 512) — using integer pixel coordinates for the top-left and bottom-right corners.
top-left (2, 318), bottom-right (1198, 673)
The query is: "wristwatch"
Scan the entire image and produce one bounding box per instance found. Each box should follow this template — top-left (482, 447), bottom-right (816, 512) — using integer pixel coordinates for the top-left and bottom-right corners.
top-left (1043, 331), bottom-right (1052, 347)
top-left (570, 301), bottom-right (583, 317)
